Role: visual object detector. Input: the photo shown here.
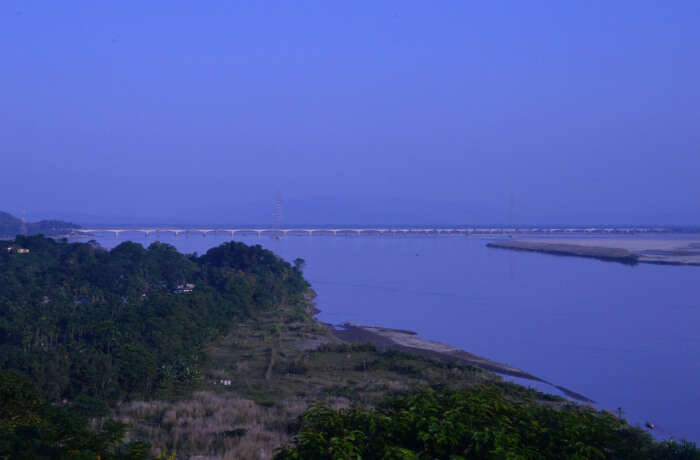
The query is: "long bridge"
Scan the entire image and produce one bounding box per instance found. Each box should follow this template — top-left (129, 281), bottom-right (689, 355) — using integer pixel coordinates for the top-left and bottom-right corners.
top-left (70, 226), bottom-right (671, 239)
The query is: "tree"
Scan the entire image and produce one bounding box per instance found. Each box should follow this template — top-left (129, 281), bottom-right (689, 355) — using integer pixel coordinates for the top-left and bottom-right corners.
top-left (0, 370), bottom-right (42, 432)
top-left (293, 258), bottom-right (306, 273)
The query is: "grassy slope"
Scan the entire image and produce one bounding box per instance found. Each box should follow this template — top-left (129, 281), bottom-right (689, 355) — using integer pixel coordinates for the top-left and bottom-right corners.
top-left (115, 294), bottom-right (504, 458)
top-left (127, 299), bottom-right (698, 460)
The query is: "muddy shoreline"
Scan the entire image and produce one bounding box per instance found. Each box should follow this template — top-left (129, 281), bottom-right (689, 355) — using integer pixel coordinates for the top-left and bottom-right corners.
top-left (328, 322), bottom-right (593, 403)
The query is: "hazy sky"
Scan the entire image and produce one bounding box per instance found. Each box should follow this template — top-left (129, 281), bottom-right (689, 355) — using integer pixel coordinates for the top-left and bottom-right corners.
top-left (2, 1), bottom-right (699, 225)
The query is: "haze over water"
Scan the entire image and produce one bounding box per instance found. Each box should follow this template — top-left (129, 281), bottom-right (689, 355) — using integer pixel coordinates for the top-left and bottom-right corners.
top-left (3, 2), bottom-right (700, 225)
top-left (77, 232), bottom-right (700, 443)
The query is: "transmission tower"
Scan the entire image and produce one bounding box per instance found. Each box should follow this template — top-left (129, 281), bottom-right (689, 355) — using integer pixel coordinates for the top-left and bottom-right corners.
top-left (20, 209), bottom-right (28, 235)
top-left (508, 193), bottom-right (515, 226)
top-left (274, 191), bottom-right (283, 229)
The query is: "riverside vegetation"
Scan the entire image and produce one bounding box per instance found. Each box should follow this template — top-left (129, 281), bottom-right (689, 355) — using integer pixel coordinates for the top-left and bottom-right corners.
top-left (0, 236), bottom-right (697, 459)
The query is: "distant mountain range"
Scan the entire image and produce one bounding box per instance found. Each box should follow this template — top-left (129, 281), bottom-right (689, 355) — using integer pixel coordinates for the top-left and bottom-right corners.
top-left (0, 211), bottom-right (80, 237)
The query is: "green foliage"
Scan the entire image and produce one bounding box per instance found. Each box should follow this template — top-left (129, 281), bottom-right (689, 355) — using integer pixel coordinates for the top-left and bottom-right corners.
top-left (0, 370), bottom-right (148, 459)
top-left (222, 428), bottom-right (247, 438)
top-left (0, 370), bottom-right (42, 432)
top-left (276, 385), bottom-right (700, 459)
top-left (0, 236), bottom-right (309, 402)
top-left (293, 258), bottom-right (306, 273)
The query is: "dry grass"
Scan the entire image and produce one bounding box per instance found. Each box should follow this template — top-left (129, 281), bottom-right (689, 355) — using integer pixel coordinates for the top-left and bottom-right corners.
top-left (117, 391), bottom-right (349, 459)
top-left (114, 300), bottom-right (499, 458)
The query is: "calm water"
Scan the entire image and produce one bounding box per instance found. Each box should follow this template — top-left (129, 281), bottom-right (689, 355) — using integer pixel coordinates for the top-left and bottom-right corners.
top-left (79, 233), bottom-right (700, 442)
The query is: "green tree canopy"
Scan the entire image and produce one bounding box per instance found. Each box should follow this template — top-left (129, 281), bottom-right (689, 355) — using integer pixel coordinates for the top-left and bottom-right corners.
top-left (277, 385), bottom-right (700, 460)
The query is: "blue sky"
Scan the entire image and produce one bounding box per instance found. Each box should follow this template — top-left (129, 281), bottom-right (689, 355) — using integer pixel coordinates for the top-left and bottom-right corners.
top-left (1, 1), bottom-right (699, 225)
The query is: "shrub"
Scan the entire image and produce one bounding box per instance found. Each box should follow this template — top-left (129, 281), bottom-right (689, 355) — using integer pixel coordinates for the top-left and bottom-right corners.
top-left (276, 385), bottom-right (700, 459)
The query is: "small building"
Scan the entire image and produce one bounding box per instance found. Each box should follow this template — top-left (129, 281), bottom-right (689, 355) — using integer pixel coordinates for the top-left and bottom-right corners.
top-left (175, 283), bottom-right (195, 294)
top-left (5, 246), bottom-right (30, 254)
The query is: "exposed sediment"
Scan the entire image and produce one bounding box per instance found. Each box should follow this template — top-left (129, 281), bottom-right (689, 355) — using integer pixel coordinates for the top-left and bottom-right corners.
top-left (331, 323), bottom-right (593, 403)
top-left (486, 240), bottom-right (639, 264)
top-left (487, 239), bottom-right (700, 266)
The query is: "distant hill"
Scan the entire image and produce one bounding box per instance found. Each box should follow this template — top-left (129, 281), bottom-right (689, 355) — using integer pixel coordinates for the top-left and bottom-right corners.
top-left (0, 211), bottom-right (80, 237)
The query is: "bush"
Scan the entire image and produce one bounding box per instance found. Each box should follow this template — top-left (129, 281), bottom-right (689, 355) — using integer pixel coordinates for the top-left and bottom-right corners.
top-left (276, 385), bottom-right (700, 459)
top-left (0, 370), bottom-right (149, 459)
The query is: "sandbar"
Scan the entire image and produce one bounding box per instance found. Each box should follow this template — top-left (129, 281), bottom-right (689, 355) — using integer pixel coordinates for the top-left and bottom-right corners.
top-left (487, 236), bottom-right (700, 266)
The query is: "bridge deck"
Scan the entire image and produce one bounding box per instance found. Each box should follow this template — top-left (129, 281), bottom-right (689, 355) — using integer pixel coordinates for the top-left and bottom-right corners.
top-left (70, 226), bottom-right (672, 238)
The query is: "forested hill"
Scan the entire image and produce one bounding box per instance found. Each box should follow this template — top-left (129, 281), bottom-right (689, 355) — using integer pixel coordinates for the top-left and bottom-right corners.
top-left (0, 235), bottom-right (309, 403)
top-left (0, 211), bottom-right (80, 237)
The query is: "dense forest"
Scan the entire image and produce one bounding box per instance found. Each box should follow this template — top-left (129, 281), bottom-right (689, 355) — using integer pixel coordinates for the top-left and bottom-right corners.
top-left (0, 235), bottom-right (309, 457)
top-left (0, 370), bottom-right (152, 459)
top-left (0, 211), bottom-right (80, 237)
top-left (0, 235), bottom-right (308, 403)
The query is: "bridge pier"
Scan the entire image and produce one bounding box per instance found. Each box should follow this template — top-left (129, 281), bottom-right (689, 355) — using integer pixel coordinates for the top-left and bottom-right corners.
top-left (68, 226), bottom-right (661, 242)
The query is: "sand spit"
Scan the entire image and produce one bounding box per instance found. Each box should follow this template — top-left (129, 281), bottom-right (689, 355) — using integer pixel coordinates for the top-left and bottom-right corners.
top-left (486, 241), bottom-right (638, 264)
top-left (331, 323), bottom-right (593, 403)
top-left (487, 239), bottom-right (700, 266)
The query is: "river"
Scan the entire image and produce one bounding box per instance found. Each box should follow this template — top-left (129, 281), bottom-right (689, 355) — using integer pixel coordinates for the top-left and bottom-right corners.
top-left (75, 232), bottom-right (700, 443)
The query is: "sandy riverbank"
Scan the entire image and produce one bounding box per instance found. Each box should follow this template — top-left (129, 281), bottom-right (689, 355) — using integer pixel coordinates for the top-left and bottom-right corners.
top-left (487, 237), bottom-right (700, 266)
top-left (330, 322), bottom-right (593, 403)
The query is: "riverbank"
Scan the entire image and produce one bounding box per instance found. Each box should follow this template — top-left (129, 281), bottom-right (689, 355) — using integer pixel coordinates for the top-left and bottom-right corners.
top-left (487, 238), bottom-right (700, 266)
top-left (330, 322), bottom-right (593, 403)
top-left (67, 232), bottom-right (699, 443)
